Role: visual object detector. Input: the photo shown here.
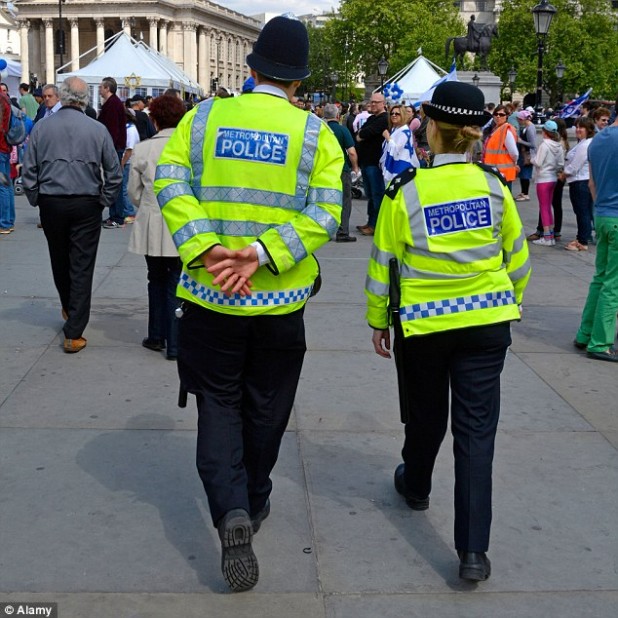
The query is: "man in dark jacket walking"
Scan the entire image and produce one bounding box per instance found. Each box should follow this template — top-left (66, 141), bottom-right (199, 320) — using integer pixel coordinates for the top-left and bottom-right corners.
top-left (23, 77), bottom-right (122, 353)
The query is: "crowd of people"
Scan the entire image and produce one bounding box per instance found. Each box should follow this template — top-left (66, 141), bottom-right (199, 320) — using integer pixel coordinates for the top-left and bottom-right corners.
top-left (1, 14), bottom-right (616, 594)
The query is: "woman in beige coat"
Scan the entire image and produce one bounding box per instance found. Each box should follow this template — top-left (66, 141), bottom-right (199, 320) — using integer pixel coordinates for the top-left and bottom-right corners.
top-left (128, 95), bottom-right (186, 360)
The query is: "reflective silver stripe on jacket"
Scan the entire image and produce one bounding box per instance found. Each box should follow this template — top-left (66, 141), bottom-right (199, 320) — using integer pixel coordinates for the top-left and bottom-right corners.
top-left (172, 219), bottom-right (273, 247)
top-left (180, 272), bottom-right (312, 307)
top-left (276, 222), bottom-right (307, 262)
top-left (157, 182), bottom-right (194, 209)
top-left (155, 164), bottom-right (191, 183)
top-left (365, 274), bottom-right (390, 296)
top-left (190, 99), bottom-right (214, 190)
top-left (503, 229), bottom-right (526, 264)
top-left (507, 260), bottom-right (531, 283)
top-left (400, 290), bottom-right (516, 322)
top-left (370, 245), bottom-right (396, 267)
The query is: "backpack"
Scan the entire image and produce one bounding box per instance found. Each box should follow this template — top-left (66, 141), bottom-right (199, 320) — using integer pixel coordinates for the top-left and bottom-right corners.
top-left (4, 103), bottom-right (27, 146)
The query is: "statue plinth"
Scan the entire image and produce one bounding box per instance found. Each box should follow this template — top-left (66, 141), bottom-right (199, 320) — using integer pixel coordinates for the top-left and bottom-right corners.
top-left (459, 71), bottom-right (502, 107)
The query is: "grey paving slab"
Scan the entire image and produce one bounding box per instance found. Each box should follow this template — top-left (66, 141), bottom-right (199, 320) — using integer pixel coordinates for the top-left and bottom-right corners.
top-left (510, 305), bottom-right (585, 354)
top-left (0, 430), bottom-right (316, 594)
top-left (325, 592), bottom-right (618, 618)
top-left (500, 352), bottom-right (592, 432)
top-left (0, 593), bottom-right (326, 618)
top-left (295, 350), bottom-right (400, 432)
top-left (0, 346), bottom-right (185, 430)
top-left (302, 429), bottom-right (618, 593)
top-left (0, 297), bottom-right (61, 347)
top-left (518, 352), bottom-right (618, 434)
top-left (94, 266), bottom-right (149, 300)
top-left (522, 273), bottom-right (590, 307)
top-left (304, 302), bottom-right (369, 352)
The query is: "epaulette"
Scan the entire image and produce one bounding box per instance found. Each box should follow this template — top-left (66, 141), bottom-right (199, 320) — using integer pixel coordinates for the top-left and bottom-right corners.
top-left (385, 166), bottom-right (417, 199)
top-left (474, 162), bottom-right (507, 186)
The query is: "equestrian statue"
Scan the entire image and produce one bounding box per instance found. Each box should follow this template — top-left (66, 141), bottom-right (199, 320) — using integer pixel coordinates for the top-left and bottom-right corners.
top-left (445, 15), bottom-right (498, 71)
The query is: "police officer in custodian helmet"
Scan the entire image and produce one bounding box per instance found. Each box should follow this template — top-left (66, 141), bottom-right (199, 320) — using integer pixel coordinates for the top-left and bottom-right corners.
top-left (365, 81), bottom-right (531, 582)
top-left (155, 15), bottom-right (343, 591)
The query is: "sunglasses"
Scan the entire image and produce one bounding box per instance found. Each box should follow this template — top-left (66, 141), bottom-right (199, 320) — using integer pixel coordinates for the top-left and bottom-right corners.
top-left (390, 112), bottom-right (401, 116)
top-left (493, 112), bottom-right (507, 117)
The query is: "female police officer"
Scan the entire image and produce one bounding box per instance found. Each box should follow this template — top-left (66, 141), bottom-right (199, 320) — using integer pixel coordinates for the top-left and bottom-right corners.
top-left (365, 81), bottom-right (531, 582)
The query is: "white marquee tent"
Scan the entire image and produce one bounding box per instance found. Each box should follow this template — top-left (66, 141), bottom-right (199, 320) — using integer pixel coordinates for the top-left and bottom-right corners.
top-left (383, 54), bottom-right (447, 103)
top-left (56, 32), bottom-right (202, 107)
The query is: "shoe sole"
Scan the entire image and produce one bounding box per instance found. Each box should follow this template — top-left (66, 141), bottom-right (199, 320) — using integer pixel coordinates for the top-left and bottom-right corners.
top-left (459, 564), bottom-right (491, 581)
top-left (220, 511), bottom-right (259, 592)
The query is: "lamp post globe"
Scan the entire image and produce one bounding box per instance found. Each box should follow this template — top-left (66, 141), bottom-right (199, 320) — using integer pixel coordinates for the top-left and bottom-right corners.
top-left (531, 0), bottom-right (558, 124)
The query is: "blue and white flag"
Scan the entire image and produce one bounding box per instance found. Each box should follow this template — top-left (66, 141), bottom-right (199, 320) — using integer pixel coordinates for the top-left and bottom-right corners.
top-left (414, 62), bottom-right (458, 107)
top-left (558, 88), bottom-right (592, 119)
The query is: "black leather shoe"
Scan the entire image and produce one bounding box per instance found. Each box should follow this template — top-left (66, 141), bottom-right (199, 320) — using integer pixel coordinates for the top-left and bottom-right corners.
top-left (336, 233), bottom-right (357, 243)
top-left (458, 551), bottom-right (491, 581)
top-left (142, 338), bottom-right (165, 352)
top-left (251, 499), bottom-right (270, 533)
top-left (217, 509), bottom-right (259, 592)
top-left (394, 463), bottom-right (429, 511)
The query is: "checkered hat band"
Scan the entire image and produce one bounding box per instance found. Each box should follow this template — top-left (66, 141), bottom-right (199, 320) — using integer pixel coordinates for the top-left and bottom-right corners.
top-left (429, 103), bottom-right (486, 116)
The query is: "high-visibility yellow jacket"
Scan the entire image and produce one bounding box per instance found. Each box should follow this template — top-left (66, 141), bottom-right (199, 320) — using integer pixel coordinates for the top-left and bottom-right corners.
top-left (365, 160), bottom-right (531, 336)
top-left (154, 91), bottom-right (343, 316)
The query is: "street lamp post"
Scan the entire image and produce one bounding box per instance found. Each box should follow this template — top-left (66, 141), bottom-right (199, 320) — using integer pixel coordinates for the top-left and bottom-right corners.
top-left (329, 71), bottom-right (338, 103)
top-left (377, 56), bottom-right (389, 89)
top-left (472, 73), bottom-right (480, 88)
top-left (58, 0), bottom-right (67, 71)
top-left (532, 0), bottom-right (557, 124)
top-left (555, 59), bottom-right (566, 106)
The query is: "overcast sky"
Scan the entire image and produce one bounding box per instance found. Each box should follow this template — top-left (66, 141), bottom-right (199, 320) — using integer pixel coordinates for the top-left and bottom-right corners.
top-left (223, 0), bottom-right (340, 19)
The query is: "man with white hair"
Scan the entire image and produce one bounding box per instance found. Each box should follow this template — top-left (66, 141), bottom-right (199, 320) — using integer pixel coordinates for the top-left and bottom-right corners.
top-left (22, 77), bottom-right (122, 353)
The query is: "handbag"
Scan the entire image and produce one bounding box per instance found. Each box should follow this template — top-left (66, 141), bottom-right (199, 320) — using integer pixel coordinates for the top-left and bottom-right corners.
top-left (522, 150), bottom-right (532, 166)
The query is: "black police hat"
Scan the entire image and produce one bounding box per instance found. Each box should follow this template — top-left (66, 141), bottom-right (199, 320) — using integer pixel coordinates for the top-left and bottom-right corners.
top-left (422, 81), bottom-right (491, 127)
top-left (246, 15), bottom-right (310, 81)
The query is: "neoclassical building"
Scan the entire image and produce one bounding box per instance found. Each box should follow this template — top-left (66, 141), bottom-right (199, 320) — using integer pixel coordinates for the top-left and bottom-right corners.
top-left (14, 0), bottom-right (261, 93)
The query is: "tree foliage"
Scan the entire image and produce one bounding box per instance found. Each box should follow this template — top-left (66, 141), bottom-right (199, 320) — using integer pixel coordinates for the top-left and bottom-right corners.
top-left (322, 0), bottom-right (464, 86)
top-left (491, 0), bottom-right (618, 102)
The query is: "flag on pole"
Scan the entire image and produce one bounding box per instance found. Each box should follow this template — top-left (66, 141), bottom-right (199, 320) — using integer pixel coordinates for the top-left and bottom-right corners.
top-left (558, 88), bottom-right (592, 119)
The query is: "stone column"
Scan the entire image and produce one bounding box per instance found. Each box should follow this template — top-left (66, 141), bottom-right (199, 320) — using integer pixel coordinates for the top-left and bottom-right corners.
top-left (148, 18), bottom-right (158, 51)
top-left (198, 27), bottom-right (208, 91)
top-left (122, 18), bottom-right (131, 38)
top-left (183, 23), bottom-right (197, 77)
top-left (39, 21), bottom-right (46, 81)
top-left (159, 20), bottom-right (168, 55)
top-left (19, 20), bottom-right (30, 83)
top-left (70, 18), bottom-right (80, 71)
top-left (95, 18), bottom-right (105, 56)
top-left (44, 18), bottom-right (54, 84)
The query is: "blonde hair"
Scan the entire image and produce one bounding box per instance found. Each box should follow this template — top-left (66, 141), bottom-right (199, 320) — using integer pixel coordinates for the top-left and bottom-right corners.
top-left (434, 120), bottom-right (482, 154)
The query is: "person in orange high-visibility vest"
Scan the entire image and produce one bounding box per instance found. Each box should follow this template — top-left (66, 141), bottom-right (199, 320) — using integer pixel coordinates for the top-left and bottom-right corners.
top-left (483, 103), bottom-right (519, 191)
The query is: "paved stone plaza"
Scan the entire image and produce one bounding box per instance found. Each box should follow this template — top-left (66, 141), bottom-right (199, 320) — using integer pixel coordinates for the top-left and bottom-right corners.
top-left (1, 191), bottom-right (616, 617)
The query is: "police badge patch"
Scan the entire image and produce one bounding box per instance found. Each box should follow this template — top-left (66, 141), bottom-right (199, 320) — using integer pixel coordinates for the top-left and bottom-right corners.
top-left (215, 128), bottom-right (289, 165)
top-left (423, 197), bottom-right (492, 237)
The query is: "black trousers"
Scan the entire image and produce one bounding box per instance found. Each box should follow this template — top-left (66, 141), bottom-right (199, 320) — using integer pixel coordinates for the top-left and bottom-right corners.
top-left (144, 256), bottom-right (181, 356)
top-left (400, 322), bottom-right (511, 552)
top-left (39, 195), bottom-right (102, 340)
top-left (177, 303), bottom-right (306, 526)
